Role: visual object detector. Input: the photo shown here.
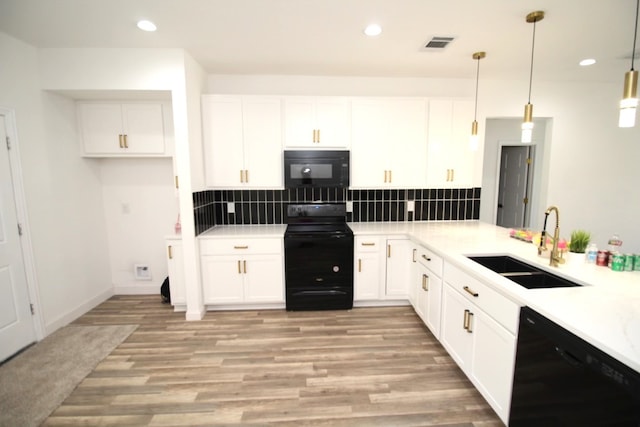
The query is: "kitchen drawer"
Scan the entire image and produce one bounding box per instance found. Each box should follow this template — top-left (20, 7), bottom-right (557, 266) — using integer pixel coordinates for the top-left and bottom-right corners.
top-left (200, 238), bottom-right (282, 256)
top-left (355, 236), bottom-right (383, 253)
top-left (416, 245), bottom-right (443, 276)
top-left (444, 262), bottom-right (519, 334)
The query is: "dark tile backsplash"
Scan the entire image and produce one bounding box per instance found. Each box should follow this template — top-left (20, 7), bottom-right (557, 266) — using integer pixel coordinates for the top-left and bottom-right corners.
top-left (193, 187), bottom-right (481, 236)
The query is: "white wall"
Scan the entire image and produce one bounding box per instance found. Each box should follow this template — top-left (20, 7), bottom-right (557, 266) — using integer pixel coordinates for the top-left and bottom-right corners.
top-left (208, 74), bottom-right (640, 252)
top-left (0, 33), bottom-right (113, 335)
top-left (99, 158), bottom-right (178, 294)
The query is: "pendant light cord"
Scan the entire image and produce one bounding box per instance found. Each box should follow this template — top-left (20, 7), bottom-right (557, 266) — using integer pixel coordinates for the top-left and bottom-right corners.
top-left (474, 57), bottom-right (480, 120)
top-left (632, 0), bottom-right (639, 70)
top-left (527, 20), bottom-right (537, 104)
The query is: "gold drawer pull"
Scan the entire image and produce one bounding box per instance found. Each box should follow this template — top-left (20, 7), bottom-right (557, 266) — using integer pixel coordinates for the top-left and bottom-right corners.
top-left (412, 249), bottom-right (417, 263)
top-left (361, 242), bottom-right (376, 246)
top-left (237, 260), bottom-right (241, 274)
top-left (387, 244), bottom-right (391, 258)
top-left (421, 254), bottom-right (431, 262)
top-left (234, 245), bottom-right (249, 249)
top-left (463, 286), bottom-right (479, 297)
top-left (167, 245), bottom-right (173, 259)
top-left (243, 260), bottom-right (247, 274)
top-left (467, 311), bottom-right (474, 333)
top-left (463, 309), bottom-right (470, 330)
top-left (358, 259), bottom-right (362, 272)
top-left (422, 274), bottom-right (429, 291)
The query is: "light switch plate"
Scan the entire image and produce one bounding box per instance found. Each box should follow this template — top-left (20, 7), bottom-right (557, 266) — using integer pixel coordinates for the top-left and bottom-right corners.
top-left (407, 200), bottom-right (415, 212)
top-left (227, 202), bottom-right (235, 214)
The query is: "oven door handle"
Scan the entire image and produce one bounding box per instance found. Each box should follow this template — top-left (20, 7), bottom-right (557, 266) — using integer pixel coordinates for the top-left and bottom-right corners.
top-left (293, 290), bottom-right (348, 296)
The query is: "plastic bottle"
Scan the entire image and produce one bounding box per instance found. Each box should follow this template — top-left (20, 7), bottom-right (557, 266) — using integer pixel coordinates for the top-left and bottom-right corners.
top-left (608, 234), bottom-right (622, 252)
top-left (586, 243), bottom-right (598, 264)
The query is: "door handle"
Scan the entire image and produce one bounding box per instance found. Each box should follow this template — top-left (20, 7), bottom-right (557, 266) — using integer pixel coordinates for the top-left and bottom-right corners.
top-left (463, 309), bottom-right (470, 330)
top-left (467, 311), bottom-right (474, 333)
top-left (358, 258), bottom-right (362, 272)
top-left (463, 286), bottom-right (479, 297)
top-left (118, 134), bottom-right (124, 148)
top-left (237, 260), bottom-right (242, 274)
top-left (422, 274), bottom-right (429, 291)
top-left (243, 260), bottom-right (247, 274)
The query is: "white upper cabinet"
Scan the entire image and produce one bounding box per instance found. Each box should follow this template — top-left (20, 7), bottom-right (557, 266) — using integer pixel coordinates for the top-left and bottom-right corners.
top-left (351, 98), bottom-right (428, 188)
top-left (202, 95), bottom-right (283, 188)
top-left (283, 97), bottom-right (350, 148)
top-left (426, 99), bottom-right (475, 188)
top-left (78, 102), bottom-right (169, 156)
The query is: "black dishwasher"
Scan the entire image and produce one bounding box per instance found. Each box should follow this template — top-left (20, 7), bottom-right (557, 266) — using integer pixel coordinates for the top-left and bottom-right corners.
top-left (509, 307), bottom-right (640, 426)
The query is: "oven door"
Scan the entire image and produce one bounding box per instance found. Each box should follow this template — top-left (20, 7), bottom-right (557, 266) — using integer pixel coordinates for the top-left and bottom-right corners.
top-left (284, 232), bottom-right (353, 310)
top-left (284, 150), bottom-right (349, 188)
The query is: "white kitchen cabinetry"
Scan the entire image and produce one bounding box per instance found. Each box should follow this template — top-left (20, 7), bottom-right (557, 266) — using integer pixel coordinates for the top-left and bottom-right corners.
top-left (202, 95), bottom-right (283, 188)
top-left (354, 236), bottom-right (385, 301)
top-left (283, 97), bottom-right (350, 148)
top-left (200, 237), bottom-right (284, 306)
top-left (426, 99), bottom-right (475, 188)
top-left (413, 244), bottom-right (443, 338)
top-left (78, 102), bottom-right (168, 156)
top-left (165, 237), bottom-right (186, 311)
top-left (351, 98), bottom-right (428, 188)
top-left (354, 236), bottom-right (411, 302)
top-left (440, 262), bottom-right (519, 424)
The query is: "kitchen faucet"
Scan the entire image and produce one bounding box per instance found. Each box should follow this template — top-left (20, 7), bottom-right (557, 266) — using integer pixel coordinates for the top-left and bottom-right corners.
top-left (538, 205), bottom-right (565, 267)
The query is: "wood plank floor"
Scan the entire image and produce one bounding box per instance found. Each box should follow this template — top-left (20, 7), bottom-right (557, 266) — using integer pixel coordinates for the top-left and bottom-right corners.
top-left (44, 295), bottom-right (504, 426)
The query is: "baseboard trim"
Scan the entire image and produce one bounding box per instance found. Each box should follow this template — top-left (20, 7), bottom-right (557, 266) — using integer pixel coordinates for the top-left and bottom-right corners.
top-left (44, 287), bottom-right (114, 336)
top-left (114, 283), bottom-right (160, 295)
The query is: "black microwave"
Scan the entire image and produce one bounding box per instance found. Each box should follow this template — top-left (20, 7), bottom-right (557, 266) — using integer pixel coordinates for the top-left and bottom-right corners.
top-left (284, 150), bottom-right (350, 189)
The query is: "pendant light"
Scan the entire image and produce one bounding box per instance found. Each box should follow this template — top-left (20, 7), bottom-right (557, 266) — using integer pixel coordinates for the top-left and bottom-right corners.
top-left (522, 11), bottom-right (544, 143)
top-left (619, 0), bottom-right (640, 128)
top-left (470, 52), bottom-right (486, 151)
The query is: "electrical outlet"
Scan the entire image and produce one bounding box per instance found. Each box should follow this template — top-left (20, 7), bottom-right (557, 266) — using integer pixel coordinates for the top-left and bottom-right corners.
top-left (346, 201), bottom-right (353, 212)
top-left (407, 200), bottom-right (415, 212)
top-left (227, 202), bottom-right (235, 214)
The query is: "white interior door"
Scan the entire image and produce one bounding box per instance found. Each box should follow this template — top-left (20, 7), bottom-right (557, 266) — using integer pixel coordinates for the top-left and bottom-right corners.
top-left (0, 115), bottom-right (36, 362)
top-left (497, 146), bottom-right (531, 228)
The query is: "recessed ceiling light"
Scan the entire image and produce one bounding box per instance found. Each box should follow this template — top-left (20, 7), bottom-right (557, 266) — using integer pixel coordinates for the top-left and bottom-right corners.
top-left (137, 20), bottom-right (157, 32)
top-left (364, 24), bottom-right (382, 37)
top-left (579, 58), bottom-right (596, 66)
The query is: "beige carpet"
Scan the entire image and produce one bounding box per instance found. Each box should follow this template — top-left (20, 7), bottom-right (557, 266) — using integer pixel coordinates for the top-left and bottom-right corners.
top-left (0, 324), bottom-right (137, 427)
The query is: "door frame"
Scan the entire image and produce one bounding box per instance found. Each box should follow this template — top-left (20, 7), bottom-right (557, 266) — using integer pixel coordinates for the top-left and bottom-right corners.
top-left (1, 107), bottom-right (44, 341)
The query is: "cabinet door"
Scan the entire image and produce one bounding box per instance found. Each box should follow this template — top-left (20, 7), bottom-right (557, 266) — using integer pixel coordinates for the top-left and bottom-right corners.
top-left (470, 309), bottom-right (516, 423)
top-left (423, 269), bottom-right (443, 339)
top-left (121, 104), bottom-right (165, 154)
top-left (415, 263), bottom-right (428, 321)
top-left (314, 97), bottom-right (349, 148)
top-left (350, 99), bottom-right (389, 188)
top-left (385, 239), bottom-right (411, 298)
top-left (386, 99), bottom-right (428, 188)
top-left (242, 97), bottom-right (283, 188)
top-left (78, 104), bottom-right (124, 154)
top-left (166, 240), bottom-right (186, 306)
top-left (408, 246), bottom-right (419, 307)
top-left (427, 99), bottom-right (475, 188)
top-left (354, 251), bottom-right (383, 301)
top-left (201, 255), bottom-right (244, 304)
top-left (283, 97), bottom-right (316, 147)
top-left (440, 283), bottom-right (473, 371)
top-left (244, 254), bottom-right (284, 303)
top-left (202, 96), bottom-right (245, 187)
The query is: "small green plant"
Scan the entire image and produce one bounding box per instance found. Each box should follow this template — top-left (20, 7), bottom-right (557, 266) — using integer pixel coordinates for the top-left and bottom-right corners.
top-left (569, 230), bottom-right (591, 253)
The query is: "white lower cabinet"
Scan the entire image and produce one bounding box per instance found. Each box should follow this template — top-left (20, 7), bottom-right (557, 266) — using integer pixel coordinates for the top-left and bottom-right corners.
top-left (412, 244), bottom-right (443, 339)
top-left (200, 238), bottom-right (284, 306)
top-left (440, 262), bottom-right (518, 424)
top-left (354, 236), bottom-right (411, 302)
top-left (165, 237), bottom-right (186, 311)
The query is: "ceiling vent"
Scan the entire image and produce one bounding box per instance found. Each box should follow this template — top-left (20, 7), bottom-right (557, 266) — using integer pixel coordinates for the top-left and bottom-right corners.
top-left (422, 36), bottom-right (455, 50)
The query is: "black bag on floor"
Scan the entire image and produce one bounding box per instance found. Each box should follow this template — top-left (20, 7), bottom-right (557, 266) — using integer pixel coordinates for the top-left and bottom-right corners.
top-left (160, 276), bottom-right (171, 303)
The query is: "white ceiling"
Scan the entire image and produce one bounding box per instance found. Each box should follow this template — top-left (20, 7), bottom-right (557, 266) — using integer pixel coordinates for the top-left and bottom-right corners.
top-left (0, 0), bottom-right (637, 84)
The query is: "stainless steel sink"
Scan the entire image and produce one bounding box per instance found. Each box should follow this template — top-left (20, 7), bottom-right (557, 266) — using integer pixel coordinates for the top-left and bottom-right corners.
top-left (467, 255), bottom-right (582, 289)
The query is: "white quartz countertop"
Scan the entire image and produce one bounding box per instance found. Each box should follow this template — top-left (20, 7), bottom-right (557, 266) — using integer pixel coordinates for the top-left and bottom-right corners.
top-left (199, 221), bottom-right (640, 373)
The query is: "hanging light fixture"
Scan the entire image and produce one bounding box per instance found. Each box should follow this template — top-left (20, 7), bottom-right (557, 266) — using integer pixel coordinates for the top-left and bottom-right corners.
top-left (522, 11), bottom-right (544, 143)
top-left (470, 51), bottom-right (486, 151)
top-left (619, 0), bottom-right (640, 127)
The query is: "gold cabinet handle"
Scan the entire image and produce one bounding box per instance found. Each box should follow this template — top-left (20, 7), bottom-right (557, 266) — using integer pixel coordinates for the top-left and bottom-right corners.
top-left (243, 260), bottom-right (247, 274)
top-left (421, 254), bottom-right (431, 262)
top-left (387, 244), bottom-right (391, 258)
top-left (317, 129), bottom-right (320, 143)
top-left (123, 134), bottom-right (128, 148)
top-left (451, 169), bottom-right (454, 181)
top-left (358, 258), bottom-right (362, 272)
top-left (422, 274), bottom-right (429, 291)
top-left (466, 311), bottom-right (474, 333)
top-left (388, 170), bottom-right (392, 183)
top-left (234, 245), bottom-right (249, 249)
top-left (463, 309), bottom-right (470, 330)
top-left (412, 249), bottom-right (417, 263)
top-left (118, 134), bottom-right (124, 148)
top-left (174, 176), bottom-right (179, 189)
top-left (240, 170), bottom-right (244, 183)
top-left (384, 170), bottom-right (388, 183)
top-left (168, 245), bottom-right (173, 260)
top-left (245, 170), bottom-right (249, 183)
top-left (237, 260), bottom-right (242, 274)
top-left (361, 242), bottom-right (376, 246)
top-left (463, 286), bottom-right (479, 297)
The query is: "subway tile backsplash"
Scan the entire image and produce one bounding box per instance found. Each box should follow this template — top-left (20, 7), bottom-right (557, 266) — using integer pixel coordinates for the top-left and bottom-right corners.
top-left (193, 187), bottom-right (481, 236)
